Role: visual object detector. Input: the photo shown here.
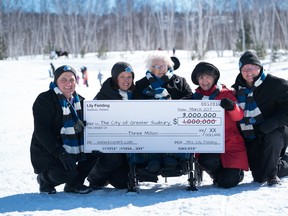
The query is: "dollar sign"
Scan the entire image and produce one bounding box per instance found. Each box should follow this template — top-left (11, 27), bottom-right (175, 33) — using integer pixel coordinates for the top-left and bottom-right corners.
top-left (173, 118), bottom-right (178, 125)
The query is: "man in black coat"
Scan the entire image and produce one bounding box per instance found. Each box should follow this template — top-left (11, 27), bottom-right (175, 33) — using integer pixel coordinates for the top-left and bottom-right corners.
top-left (30, 65), bottom-right (97, 194)
top-left (232, 51), bottom-right (288, 186)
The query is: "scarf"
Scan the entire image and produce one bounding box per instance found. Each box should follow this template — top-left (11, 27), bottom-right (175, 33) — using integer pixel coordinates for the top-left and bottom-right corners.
top-left (49, 82), bottom-right (85, 160)
top-left (119, 90), bottom-right (133, 100)
top-left (193, 84), bottom-right (222, 100)
top-left (142, 69), bottom-right (173, 99)
top-left (236, 72), bottom-right (266, 139)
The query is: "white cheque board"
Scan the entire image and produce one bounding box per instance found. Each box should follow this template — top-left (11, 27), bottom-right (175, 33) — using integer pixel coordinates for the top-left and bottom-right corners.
top-left (84, 100), bottom-right (225, 153)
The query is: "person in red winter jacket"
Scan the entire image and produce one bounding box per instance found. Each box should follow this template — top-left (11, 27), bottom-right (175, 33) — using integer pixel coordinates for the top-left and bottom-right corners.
top-left (81, 66), bottom-right (89, 87)
top-left (191, 62), bottom-right (249, 188)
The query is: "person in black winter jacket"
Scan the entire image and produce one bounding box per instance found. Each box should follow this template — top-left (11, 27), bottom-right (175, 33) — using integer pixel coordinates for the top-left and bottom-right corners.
top-left (134, 54), bottom-right (192, 100)
top-left (30, 65), bottom-right (98, 194)
top-left (87, 62), bottom-right (135, 190)
top-left (133, 53), bottom-right (193, 177)
top-left (232, 51), bottom-right (288, 186)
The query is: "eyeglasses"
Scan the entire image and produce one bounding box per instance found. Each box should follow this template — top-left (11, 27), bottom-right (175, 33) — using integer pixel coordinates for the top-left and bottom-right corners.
top-left (241, 65), bottom-right (260, 73)
top-left (152, 65), bottom-right (168, 70)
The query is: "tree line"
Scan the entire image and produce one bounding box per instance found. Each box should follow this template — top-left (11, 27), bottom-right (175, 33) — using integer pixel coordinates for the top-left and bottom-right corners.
top-left (0, 0), bottom-right (288, 60)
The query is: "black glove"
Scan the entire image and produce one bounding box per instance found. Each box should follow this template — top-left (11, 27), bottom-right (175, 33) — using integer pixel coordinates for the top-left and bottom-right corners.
top-left (74, 119), bottom-right (85, 133)
top-left (259, 119), bottom-right (279, 134)
top-left (59, 152), bottom-right (77, 170)
top-left (220, 98), bottom-right (235, 111)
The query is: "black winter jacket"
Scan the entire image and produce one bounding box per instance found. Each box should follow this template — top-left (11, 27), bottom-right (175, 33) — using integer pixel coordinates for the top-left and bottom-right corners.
top-left (134, 74), bottom-right (192, 99)
top-left (88, 77), bottom-right (130, 188)
top-left (94, 78), bottom-right (123, 100)
top-left (30, 89), bottom-right (84, 174)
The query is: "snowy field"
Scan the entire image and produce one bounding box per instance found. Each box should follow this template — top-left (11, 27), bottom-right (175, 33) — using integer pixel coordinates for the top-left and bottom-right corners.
top-left (0, 50), bottom-right (288, 216)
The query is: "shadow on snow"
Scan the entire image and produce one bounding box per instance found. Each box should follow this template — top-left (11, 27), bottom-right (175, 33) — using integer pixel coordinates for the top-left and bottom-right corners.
top-left (0, 181), bottom-right (262, 213)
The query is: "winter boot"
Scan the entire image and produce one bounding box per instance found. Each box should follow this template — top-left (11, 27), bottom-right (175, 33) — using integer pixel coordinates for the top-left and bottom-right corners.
top-left (37, 174), bottom-right (56, 194)
top-left (267, 176), bottom-right (281, 186)
top-left (64, 184), bottom-right (92, 194)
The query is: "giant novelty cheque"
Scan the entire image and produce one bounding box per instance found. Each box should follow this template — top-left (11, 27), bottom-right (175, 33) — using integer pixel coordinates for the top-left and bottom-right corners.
top-left (84, 100), bottom-right (224, 153)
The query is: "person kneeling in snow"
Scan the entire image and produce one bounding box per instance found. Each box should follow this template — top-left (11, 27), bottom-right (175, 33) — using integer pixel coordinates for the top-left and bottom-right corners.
top-left (232, 51), bottom-right (288, 186)
top-left (191, 62), bottom-right (249, 188)
top-left (30, 65), bottom-right (98, 194)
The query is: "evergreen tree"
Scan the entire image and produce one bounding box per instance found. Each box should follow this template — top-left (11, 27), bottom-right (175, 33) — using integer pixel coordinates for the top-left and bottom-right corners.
top-left (0, 36), bottom-right (7, 60)
top-left (236, 19), bottom-right (252, 52)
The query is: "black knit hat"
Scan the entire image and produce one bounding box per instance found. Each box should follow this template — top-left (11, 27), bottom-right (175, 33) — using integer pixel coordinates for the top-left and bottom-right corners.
top-left (54, 65), bottom-right (77, 83)
top-left (191, 62), bottom-right (220, 85)
top-left (80, 66), bottom-right (87, 72)
top-left (171, 56), bottom-right (180, 70)
top-left (239, 51), bottom-right (262, 71)
top-left (111, 62), bottom-right (134, 82)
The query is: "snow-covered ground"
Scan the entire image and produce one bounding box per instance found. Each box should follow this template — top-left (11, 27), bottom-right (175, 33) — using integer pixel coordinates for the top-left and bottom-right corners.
top-left (0, 50), bottom-right (287, 216)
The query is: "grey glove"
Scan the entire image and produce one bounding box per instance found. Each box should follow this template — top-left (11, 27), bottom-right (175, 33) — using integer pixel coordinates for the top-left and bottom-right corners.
top-left (59, 152), bottom-right (77, 170)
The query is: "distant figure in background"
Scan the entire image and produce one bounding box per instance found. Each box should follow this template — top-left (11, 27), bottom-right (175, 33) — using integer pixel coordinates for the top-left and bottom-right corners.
top-left (76, 73), bottom-right (80, 85)
top-left (81, 66), bottom-right (89, 87)
top-left (55, 50), bottom-right (69, 58)
top-left (50, 51), bottom-right (57, 60)
top-left (172, 47), bottom-right (176, 56)
top-left (98, 70), bottom-right (103, 86)
top-left (49, 63), bottom-right (55, 78)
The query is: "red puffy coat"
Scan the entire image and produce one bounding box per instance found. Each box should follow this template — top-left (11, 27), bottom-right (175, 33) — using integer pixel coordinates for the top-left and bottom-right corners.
top-left (195, 85), bottom-right (249, 171)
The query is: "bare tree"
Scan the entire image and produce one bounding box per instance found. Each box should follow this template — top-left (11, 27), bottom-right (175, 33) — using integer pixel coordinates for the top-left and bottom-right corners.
top-left (126, 0), bottom-right (134, 51)
top-left (181, 0), bottom-right (197, 58)
top-left (132, 3), bottom-right (154, 50)
top-left (274, 3), bottom-right (288, 49)
top-left (238, 0), bottom-right (245, 51)
top-left (195, 0), bottom-right (213, 59)
top-left (164, 0), bottom-right (176, 51)
top-left (153, 5), bottom-right (166, 50)
top-left (2, 0), bottom-right (288, 58)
